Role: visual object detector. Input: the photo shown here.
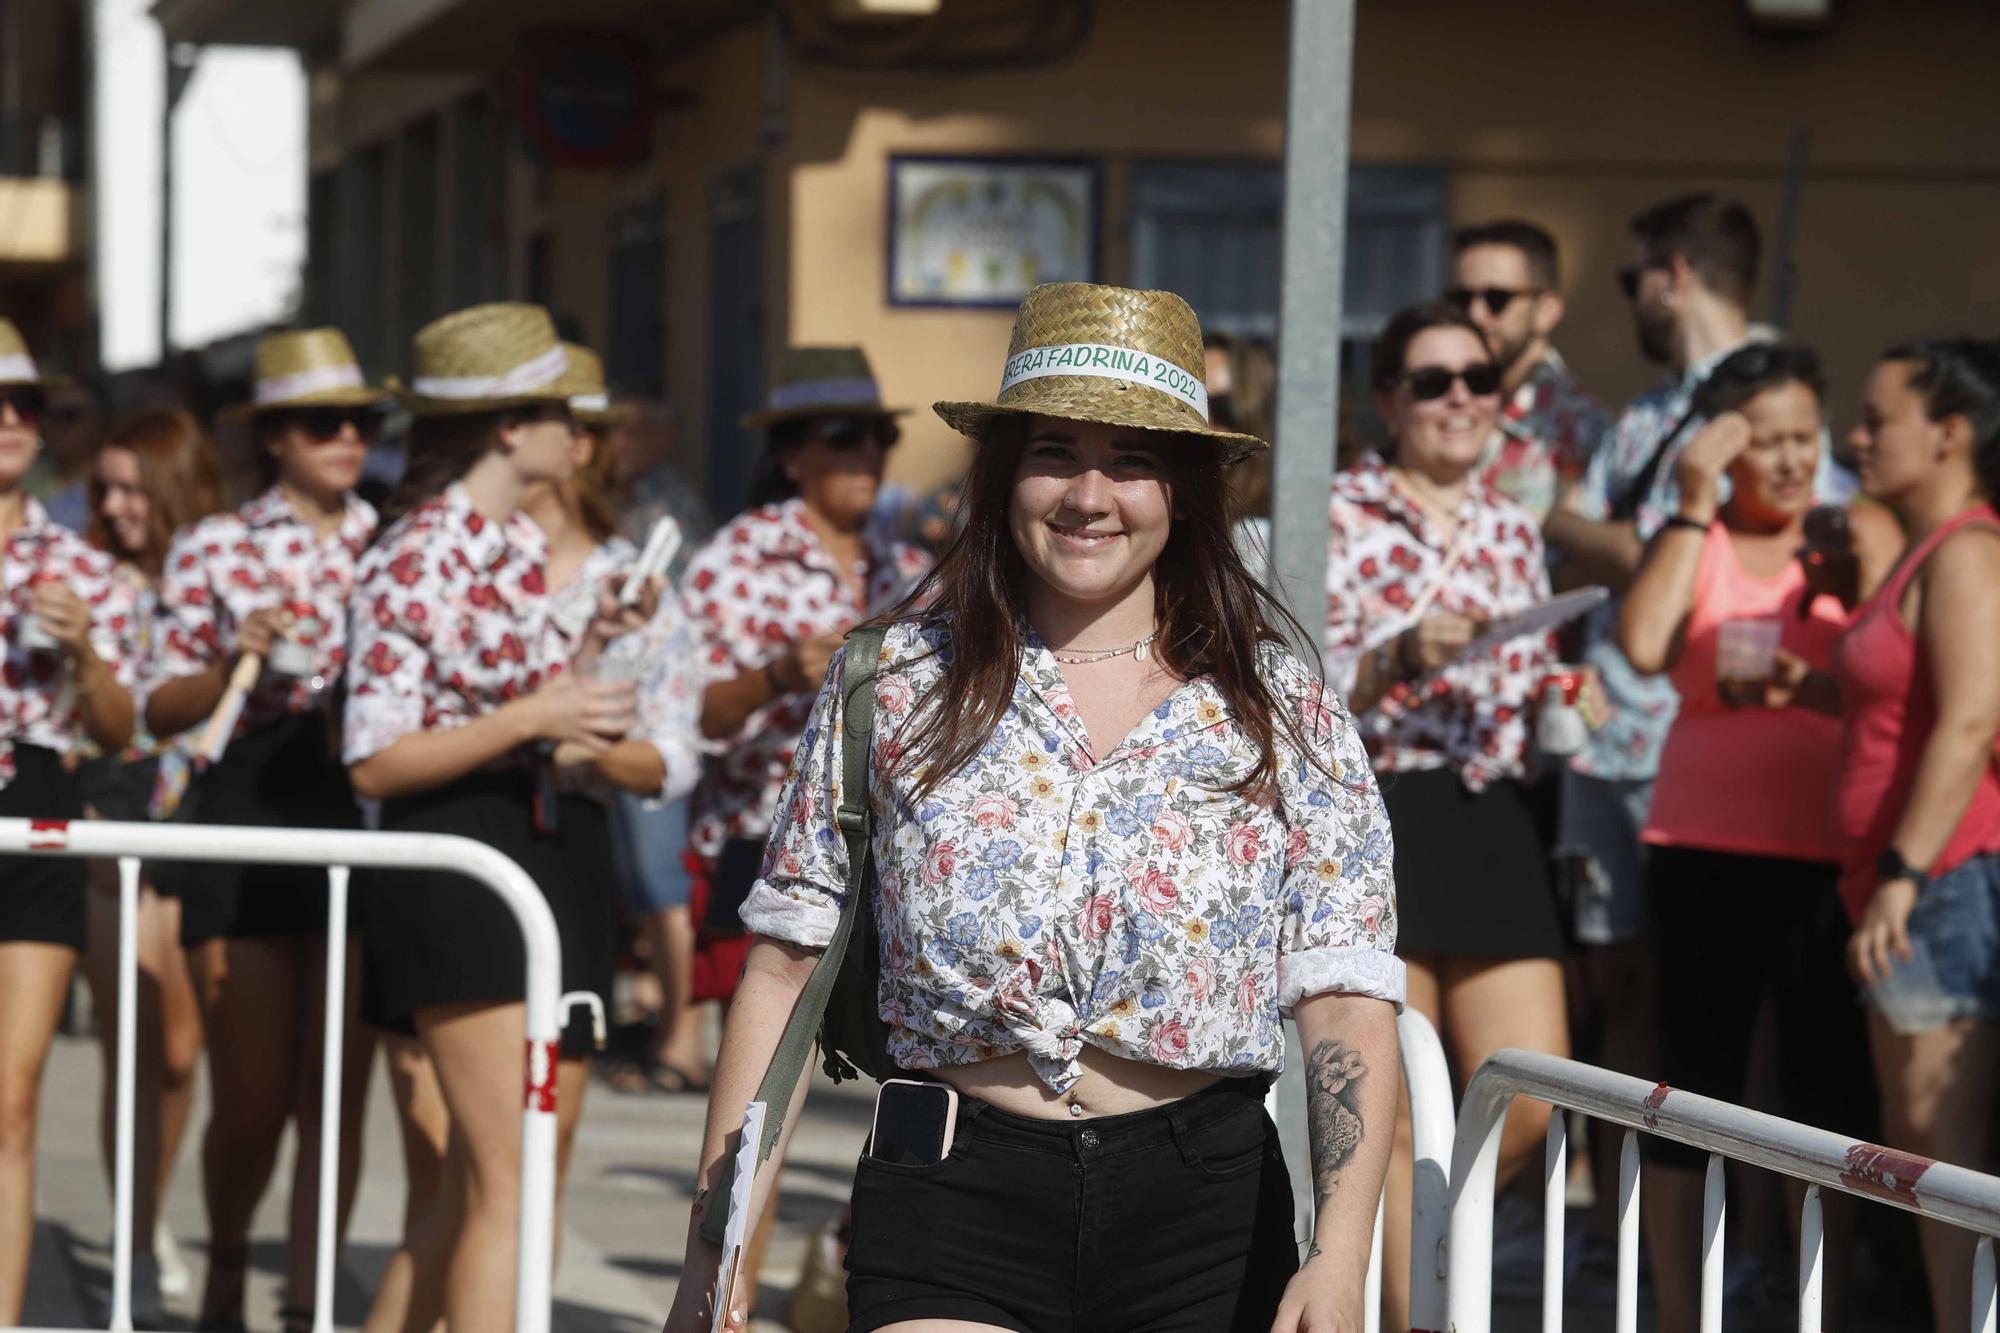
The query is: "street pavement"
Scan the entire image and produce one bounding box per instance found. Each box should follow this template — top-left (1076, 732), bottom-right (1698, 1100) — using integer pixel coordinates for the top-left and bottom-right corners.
top-left (24, 1011), bottom-right (875, 1331)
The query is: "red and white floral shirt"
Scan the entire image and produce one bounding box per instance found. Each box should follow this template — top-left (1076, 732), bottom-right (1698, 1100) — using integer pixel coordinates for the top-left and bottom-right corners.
top-left (1324, 455), bottom-right (1554, 791)
top-left (342, 483), bottom-right (565, 765)
top-left (0, 497), bottom-right (142, 787)
top-left (547, 536), bottom-right (705, 803)
top-left (678, 498), bottom-right (932, 858)
top-left (745, 622), bottom-right (1404, 1093)
top-left (151, 487), bottom-right (376, 740)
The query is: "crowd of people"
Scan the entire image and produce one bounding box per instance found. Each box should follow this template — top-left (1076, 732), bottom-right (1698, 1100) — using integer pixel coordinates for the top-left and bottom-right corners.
top-left (0, 184), bottom-right (1993, 1333)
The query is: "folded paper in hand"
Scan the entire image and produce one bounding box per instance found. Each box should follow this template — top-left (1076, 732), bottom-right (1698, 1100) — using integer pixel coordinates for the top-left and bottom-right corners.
top-left (1457, 586), bottom-right (1610, 662)
top-left (711, 1101), bottom-right (767, 1333)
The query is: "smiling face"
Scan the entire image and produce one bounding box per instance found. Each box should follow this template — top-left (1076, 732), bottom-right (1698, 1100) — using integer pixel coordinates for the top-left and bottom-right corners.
top-left (1009, 416), bottom-right (1177, 615)
top-left (790, 414), bottom-right (893, 530)
top-left (95, 445), bottom-right (150, 558)
top-left (1726, 380), bottom-right (1823, 527)
top-left (1375, 326), bottom-right (1500, 483)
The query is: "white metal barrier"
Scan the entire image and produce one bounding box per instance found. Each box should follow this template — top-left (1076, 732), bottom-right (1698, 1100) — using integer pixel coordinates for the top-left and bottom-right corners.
top-left (0, 816), bottom-right (565, 1333)
top-left (1446, 1049), bottom-right (2000, 1333)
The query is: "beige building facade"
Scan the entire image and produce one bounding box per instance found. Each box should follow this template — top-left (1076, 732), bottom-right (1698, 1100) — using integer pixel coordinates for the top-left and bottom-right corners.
top-left (159, 0), bottom-right (2000, 512)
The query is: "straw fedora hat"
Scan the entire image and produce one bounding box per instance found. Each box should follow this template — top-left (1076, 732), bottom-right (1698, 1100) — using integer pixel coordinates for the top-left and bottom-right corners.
top-left (401, 303), bottom-right (572, 417)
top-left (549, 342), bottom-right (636, 429)
top-left (934, 282), bottom-right (1265, 463)
top-left (222, 327), bottom-right (392, 420)
top-left (0, 317), bottom-right (67, 389)
top-left (741, 346), bottom-right (908, 430)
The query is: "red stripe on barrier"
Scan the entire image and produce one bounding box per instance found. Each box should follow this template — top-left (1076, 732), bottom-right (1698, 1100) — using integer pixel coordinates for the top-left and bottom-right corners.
top-left (1840, 1144), bottom-right (1932, 1204)
top-left (524, 1038), bottom-right (559, 1113)
top-left (1642, 1081), bottom-right (1671, 1130)
top-left (27, 818), bottom-right (70, 850)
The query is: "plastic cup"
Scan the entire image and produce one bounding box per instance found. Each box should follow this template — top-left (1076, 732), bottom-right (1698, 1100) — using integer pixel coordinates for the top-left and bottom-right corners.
top-left (1715, 618), bottom-right (1781, 706)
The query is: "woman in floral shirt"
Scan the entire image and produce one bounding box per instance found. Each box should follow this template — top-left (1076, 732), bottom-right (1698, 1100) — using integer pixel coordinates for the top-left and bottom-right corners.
top-left (141, 328), bottom-right (388, 1331)
top-left (677, 345), bottom-right (932, 1024)
top-left (0, 325), bottom-right (141, 1327)
top-left (668, 285), bottom-right (1403, 1333)
top-left (76, 406), bottom-right (225, 1318)
top-left (343, 306), bottom-right (646, 1332)
top-left (1324, 302), bottom-right (1566, 1331)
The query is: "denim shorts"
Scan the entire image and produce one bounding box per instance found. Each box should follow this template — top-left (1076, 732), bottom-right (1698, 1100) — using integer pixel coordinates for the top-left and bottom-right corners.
top-left (844, 1078), bottom-right (1298, 1332)
top-left (1869, 851), bottom-right (2000, 1031)
top-left (608, 793), bottom-right (692, 912)
top-left (1556, 771), bottom-right (1654, 947)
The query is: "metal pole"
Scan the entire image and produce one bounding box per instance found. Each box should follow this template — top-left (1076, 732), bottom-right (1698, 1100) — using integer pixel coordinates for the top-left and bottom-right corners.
top-left (1700, 1153), bottom-right (1726, 1333)
top-left (311, 868), bottom-right (351, 1333)
top-left (1542, 1114), bottom-right (1566, 1333)
top-left (1799, 1184), bottom-right (1825, 1333)
top-left (1271, 0), bottom-right (1356, 1248)
top-left (1616, 1131), bottom-right (1640, 1333)
top-left (159, 43), bottom-right (196, 358)
top-left (109, 856), bottom-right (140, 1332)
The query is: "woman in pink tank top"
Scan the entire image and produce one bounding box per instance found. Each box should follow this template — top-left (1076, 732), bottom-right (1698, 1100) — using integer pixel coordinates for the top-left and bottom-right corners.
top-left (1770, 338), bottom-right (2000, 1333)
top-left (1617, 344), bottom-right (1883, 1323)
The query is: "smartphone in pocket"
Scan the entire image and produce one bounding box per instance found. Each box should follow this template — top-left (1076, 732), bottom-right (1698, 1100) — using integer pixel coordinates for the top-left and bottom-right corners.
top-left (868, 1078), bottom-right (959, 1166)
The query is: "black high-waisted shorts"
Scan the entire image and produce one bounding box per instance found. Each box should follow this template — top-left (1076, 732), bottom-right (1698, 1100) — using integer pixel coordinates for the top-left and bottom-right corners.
top-left (845, 1077), bottom-right (1299, 1333)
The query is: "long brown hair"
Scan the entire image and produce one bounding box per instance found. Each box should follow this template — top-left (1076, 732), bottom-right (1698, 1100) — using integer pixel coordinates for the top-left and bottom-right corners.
top-left (886, 415), bottom-right (1339, 802)
top-left (572, 424), bottom-right (619, 544)
top-left (88, 406), bottom-right (227, 577)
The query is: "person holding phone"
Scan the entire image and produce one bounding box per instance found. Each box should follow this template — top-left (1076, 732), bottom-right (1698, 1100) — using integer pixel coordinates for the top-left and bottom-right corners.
top-left (142, 328), bottom-right (388, 1333)
top-left (665, 283), bottom-right (1403, 1333)
top-left (677, 347), bottom-right (932, 1050)
top-left (0, 318), bottom-right (141, 1327)
top-left (1765, 338), bottom-right (2000, 1332)
top-left (1322, 301), bottom-right (1562, 1333)
top-left (1615, 343), bottom-right (1887, 1333)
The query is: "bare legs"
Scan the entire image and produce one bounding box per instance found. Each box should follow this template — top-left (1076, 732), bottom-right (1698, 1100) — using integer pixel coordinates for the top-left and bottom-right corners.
top-left (191, 934), bottom-right (371, 1327)
top-left (1869, 1011), bottom-right (2000, 1333)
top-left (82, 873), bottom-right (203, 1278)
top-left (1382, 953), bottom-right (1569, 1333)
top-left (0, 941), bottom-right (76, 1325)
top-left (362, 1036), bottom-right (449, 1333)
top-left (282, 939), bottom-right (376, 1326)
top-left (639, 906), bottom-right (707, 1083)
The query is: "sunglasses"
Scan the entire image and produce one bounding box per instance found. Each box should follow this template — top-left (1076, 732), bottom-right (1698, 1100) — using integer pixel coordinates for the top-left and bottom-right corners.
top-left (0, 387), bottom-right (46, 427)
top-left (1445, 286), bottom-right (1536, 317)
top-left (1401, 364), bottom-right (1502, 401)
top-left (1617, 259), bottom-right (1673, 302)
top-left (278, 406), bottom-right (385, 442)
top-left (814, 416), bottom-right (899, 452)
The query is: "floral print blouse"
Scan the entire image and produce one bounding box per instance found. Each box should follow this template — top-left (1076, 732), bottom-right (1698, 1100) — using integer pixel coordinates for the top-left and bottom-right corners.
top-left (151, 486), bottom-right (377, 740)
top-left (342, 483), bottom-right (565, 765)
top-left (0, 497), bottom-right (142, 787)
top-left (678, 498), bottom-right (932, 858)
top-left (742, 621), bottom-right (1405, 1094)
top-left (1324, 455), bottom-right (1555, 791)
top-left (546, 535), bottom-right (705, 803)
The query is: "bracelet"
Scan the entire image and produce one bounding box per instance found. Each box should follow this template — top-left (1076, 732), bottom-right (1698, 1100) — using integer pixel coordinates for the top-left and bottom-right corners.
top-left (1662, 514), bottom-right (1710, 536)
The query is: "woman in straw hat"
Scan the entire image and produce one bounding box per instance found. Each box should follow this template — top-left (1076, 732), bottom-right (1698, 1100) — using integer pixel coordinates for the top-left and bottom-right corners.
top-left (76, 406), bottom-right (227, 1316)
top-left (668, 284), bottom-right (1403, 1333)
top-left (343, 305), bottom-right (646, 1330)
top-left (0, 318), bottom-right (142, 1325)
top-left (678, 345), bottom-right (931, 1061)
top-left (140, 326), bottom-right (388, 1331)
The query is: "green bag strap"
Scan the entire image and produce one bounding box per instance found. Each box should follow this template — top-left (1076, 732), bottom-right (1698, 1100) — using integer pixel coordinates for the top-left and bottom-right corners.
top-left (699, 623), bottom-right (888, 1245)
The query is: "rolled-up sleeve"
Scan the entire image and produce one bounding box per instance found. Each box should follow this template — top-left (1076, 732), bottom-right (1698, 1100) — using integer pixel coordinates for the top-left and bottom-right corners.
top-left (1275, 675), bottom-right (1405, 1014)
top-left (737, 647), bottom-right (851, 949)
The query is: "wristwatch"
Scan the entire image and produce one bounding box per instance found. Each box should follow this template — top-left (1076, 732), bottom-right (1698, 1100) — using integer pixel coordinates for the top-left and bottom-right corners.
top-left (1876, 847), bottom-right (1930, 891)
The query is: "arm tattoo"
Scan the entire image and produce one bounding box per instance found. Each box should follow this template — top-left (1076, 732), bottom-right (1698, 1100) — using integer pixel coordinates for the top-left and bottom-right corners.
top-left (1304, 1039), bottom-right (1367, 1208)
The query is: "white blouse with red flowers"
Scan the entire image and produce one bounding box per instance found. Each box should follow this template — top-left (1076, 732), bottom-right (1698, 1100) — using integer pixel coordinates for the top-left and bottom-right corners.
top-left (745, 622), bottom-right (1404, 1093)
top-left (1324, 455), bottom-right (1554, 791)
top-left (151, 487), bottom-right (377, 740)
top-left (342, 483), bottom-right (564, 765)
top-left (678, 498), bottom-right (932, 858)
top-left (1, 497), bottom-right (143, 787)
top-left (546, 536), bottom-right (705, 804)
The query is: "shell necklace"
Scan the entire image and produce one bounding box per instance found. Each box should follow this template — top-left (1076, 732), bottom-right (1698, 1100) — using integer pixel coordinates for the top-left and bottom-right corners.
top-left (1051, 630), bottom-right (1160, 665)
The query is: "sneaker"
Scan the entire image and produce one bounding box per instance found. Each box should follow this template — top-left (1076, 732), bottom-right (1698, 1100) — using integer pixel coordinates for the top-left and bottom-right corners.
top-left (154, 1220), bottom-right (192, 1299)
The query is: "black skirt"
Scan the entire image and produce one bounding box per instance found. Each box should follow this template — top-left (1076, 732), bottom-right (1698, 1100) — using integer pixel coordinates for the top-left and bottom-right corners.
top-left (0, 744), bottom-right (87, 950)
top-left (361, 773), bottom-right (614, 1060)
top-left (1381, 767), bottom-right (1565, 959)
top-left (154, 709), bottom-right (363, 946)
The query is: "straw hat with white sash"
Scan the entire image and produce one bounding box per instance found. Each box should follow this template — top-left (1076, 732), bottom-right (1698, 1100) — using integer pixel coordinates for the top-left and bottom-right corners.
top-left (401, 303), bottom-right (573, 417)
top-left (222, 327), bottom-right (391, 420)
top-left (0, 317), bottom-right (67, 389)
top-left (549, 342), bottom-right (635, 429)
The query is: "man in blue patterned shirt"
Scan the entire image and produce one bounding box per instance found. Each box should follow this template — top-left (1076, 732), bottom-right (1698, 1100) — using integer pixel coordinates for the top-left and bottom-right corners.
top-left (1541, 193), bottom-right (1761, 1085)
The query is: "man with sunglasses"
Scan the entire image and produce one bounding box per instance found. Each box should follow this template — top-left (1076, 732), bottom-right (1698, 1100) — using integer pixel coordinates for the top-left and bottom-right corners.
top-left (1448, 220), bottom-right (1612, 524)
